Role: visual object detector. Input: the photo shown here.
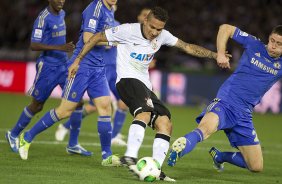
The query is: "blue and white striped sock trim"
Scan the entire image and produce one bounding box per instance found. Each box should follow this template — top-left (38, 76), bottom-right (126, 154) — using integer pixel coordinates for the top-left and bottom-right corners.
top-left (193, 128), bottom-right (204, 142)
top-left (98, 116), bottom-right (111, 122)
top-left (50, 109), bottom-right (59, 122)
top-left (24, 107), bottom-right (34, 118)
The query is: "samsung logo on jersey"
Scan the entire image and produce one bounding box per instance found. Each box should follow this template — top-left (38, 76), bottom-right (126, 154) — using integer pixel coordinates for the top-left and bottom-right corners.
top-left (130, 53), bottom-right (154, 62)
top-left (250, 58), bottom-right (278, 75)
top-left (52, 30), bottom-right (66, 37)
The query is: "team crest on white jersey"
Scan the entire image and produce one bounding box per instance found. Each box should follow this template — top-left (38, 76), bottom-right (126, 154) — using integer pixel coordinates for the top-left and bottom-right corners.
top-left (145, 97), bottom-right (154, 108)
top-left (151, 39), bottom-right (158, 50)
top-left (273, 62), bottom-right (281, 69)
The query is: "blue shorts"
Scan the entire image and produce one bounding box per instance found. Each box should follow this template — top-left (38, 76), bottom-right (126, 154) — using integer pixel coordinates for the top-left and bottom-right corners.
top-left (196, 98), bottom-right (260, 148)
top-left (28, 60), bottom-right (67, 102)
top-left (105, 64), bottom-right (120, 100)
top-left (62, 62), bottom-right (110, 103)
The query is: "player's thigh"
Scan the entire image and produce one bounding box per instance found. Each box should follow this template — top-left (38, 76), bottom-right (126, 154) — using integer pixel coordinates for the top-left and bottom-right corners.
top-left (29, 62), bottom-right (66, 102)
top-left (197, 112), bottom-right (219, 140)
top-left (238, 144), bottom-right (263, 172)
top-left (116, 78), bottom-right (152, 117)
top-left (55, 98), bottom-right (79, 119)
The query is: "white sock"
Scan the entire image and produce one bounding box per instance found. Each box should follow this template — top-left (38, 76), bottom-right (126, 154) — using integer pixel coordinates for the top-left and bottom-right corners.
top-left (152, 135), bottom-right (170, 166)
top-left (125, 121), bottom-right (146, 158)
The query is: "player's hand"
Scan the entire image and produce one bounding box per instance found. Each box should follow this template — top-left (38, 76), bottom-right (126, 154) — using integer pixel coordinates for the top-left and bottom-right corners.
top-left (68, 60), bottom-right (79, 80)
top-left (217, 51), bottom-right (231, 69)
top-left (61, 41), bottom-right (75, 52)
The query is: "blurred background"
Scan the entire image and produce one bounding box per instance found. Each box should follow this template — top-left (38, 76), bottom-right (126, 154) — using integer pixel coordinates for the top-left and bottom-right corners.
top-left (0, 0), bottom-right (281, 112)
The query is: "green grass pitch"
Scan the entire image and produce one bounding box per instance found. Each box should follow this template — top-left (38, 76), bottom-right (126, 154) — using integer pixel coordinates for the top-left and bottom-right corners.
top-left (0, 93), bottom-right (281, 184)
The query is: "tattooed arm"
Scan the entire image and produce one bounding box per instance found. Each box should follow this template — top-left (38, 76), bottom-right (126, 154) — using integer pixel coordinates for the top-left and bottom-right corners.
top-left (175, 39), bottom-right (217, 60)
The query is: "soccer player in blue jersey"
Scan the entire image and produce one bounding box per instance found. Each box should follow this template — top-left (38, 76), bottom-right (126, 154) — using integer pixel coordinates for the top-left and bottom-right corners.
top-left (4, 0), bottom-right (92, 154)
top-left (18, 0), bottom-right (120, 166)
top-left (55, 7), bottom-right (128, 146)
top-left (168, 24), bottom-right (282, 173)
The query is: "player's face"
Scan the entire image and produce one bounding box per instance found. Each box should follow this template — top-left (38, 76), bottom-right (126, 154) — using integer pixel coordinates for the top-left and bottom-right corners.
top-left (104, 0), bottom-right (117, 7)
top-left (138, 9), bottom-right (151, 24)
top-left (49, 0), bottom-right (65, 12)
top-left (267, 33), bottom-right (282, 58)
top-left (143, 15), bottom-right (165, 41)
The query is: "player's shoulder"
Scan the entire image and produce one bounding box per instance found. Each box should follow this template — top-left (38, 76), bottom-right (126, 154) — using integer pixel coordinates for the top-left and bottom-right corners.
top-left (117, 23), bottom-right (138, 30)
top-left (59, 9), bottom-right (66, 16)
top-left (37, 8), bottom-right (50, 19)
top-left (159, 29), bottom-right (175, 39)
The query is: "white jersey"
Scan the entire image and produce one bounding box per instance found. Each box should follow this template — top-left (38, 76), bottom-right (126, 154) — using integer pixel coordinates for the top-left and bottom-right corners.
top-left (105, 23), bottom-right (178, 90)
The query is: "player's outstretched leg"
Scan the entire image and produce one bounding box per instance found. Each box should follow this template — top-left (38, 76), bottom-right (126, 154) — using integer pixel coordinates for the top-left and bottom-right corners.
top-left (168, 128), bottom-right (203, 167)
top-left (209, 146), bottom-right (254, 171)
top-left (209, 147), bottom-right (224, 172)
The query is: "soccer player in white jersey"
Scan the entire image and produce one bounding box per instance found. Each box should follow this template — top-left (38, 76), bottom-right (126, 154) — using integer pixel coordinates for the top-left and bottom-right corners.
top-left (68, 7), bottom-right (227, 181)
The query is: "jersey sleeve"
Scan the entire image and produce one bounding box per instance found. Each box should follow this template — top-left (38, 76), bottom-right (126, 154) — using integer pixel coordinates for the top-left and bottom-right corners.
top-left (232, 28), bottom-right (259, 48)
top-left (162, 30), bottom-right (178, 46)
top-left (82, 3), bottom-right (102, 34)
top-left (31, 14), bottom-right (48, 43)
top-left (105, 24), bottom-right (130, 43)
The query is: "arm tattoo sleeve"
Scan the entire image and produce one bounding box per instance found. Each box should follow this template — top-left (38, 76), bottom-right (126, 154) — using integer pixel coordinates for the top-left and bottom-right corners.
top-left (177, 40), bottom-right (215, 59)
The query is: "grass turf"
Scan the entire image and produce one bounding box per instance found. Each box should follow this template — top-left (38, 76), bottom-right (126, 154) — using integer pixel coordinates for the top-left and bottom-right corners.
top-left (0, 93), bottom-right (281, 184)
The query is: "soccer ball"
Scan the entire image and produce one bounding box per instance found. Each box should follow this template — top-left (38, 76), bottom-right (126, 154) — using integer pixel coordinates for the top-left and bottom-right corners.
top-left (136, 157), bottom-right (161, 182)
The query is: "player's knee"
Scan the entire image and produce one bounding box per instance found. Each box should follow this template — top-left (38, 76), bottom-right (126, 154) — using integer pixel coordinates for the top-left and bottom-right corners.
top-left (135, 112), bottom-right (151, 123)
top-left (55, 107), bottom-right (73, 119)
top-left (28, 102), bottom-right (44, 114)
top-left (248, 160), bottom-right (263, 172)
top-left (248, 163), bottom-right (263, 172)
top-left (97, 103), bottom-right (112, 116)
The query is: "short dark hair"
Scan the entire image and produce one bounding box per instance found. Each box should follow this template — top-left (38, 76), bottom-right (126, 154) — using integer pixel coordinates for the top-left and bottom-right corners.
top-left (271, 25), bottom-right (282, 36)
top-left (148, 7), bottom-right (169, 22)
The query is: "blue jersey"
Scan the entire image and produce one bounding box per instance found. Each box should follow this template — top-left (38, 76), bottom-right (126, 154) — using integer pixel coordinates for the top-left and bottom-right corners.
top-left (31, 7), bottom-right (67, 66)
top-left (217, 28), bottom-right (282, 113)
top-left (73, 0), bottom-right (115, 67)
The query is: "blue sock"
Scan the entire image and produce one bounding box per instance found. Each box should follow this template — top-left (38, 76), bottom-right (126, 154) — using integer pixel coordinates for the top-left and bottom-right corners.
top-left (24, 109), bottom-right (59, 143)
top-left (68, 107), bottom-right (83, 147)
top-left (97, 116), bottom-right (112, 159)
top-left (112, 109), bottom-right (127, 138)
top-left (63, 107), bottom-right (88, 130)
top-left (216, 152), bottom-right (247, 168)
top-left (180, 128), bottom-right (204, 157)
top-left (63, 120), bottom-right (71, 129)
top-left (11, 107), bottom-right (34, 137)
